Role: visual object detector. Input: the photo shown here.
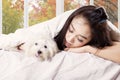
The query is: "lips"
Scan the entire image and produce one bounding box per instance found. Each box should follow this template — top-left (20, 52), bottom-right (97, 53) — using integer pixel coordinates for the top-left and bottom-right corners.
top-left (65, 40), bottom-right (71, 48)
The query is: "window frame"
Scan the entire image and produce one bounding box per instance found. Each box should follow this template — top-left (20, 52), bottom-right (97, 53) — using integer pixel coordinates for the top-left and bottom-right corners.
top-left (24, 0), bottom-right (29, 28)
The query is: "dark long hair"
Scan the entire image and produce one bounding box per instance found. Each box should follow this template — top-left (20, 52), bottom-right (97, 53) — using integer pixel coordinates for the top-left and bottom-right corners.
top-left (54, 5), bottom-right (113, 50)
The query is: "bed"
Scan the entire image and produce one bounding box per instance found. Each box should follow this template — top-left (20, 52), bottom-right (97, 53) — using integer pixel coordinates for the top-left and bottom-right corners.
top-left (0, 50), bottom-right (120, 80)
top-left (0, 9), bottom-right (120, 80)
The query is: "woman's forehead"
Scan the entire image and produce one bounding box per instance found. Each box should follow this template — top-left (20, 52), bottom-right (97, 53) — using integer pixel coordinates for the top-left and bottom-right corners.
top-left (72, 16), bottom-right (89, 29)
top-left (71, 16), bottom-right (92, 39)
top-left (72, 15), bottom-right (89, 25)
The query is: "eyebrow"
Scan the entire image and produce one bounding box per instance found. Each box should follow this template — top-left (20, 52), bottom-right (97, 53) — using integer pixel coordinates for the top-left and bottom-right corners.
top-left (71, 23), bottom-right (88, 40)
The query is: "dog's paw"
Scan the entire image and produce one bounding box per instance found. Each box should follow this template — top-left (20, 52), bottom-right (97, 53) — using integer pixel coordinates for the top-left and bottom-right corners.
top-left (10, 40), bottom-right (22, 47)
top-left (6, 40), bottom-right (24, 51)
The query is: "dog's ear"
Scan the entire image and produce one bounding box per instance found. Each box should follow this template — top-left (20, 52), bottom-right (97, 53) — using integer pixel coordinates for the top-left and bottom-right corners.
top-left (52, 44), bottom-right (59, 54)
top-left (48, 47), bottom-right (55, 58)
top-left (48, 41), bottom-right (59, 57)
top-left (51, 39), bottom-right (59, 53)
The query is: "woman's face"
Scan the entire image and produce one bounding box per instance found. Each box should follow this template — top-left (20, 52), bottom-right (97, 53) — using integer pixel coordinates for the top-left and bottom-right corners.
top-left (64, 16), bottom-right (92, 48)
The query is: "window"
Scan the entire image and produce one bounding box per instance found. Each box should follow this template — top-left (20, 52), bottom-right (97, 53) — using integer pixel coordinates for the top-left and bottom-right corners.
top-left (2, 0), bottom-right (24, 34)
top-left (1, 0), bottom-right (56, 34)
top-left (29, 0), bottom-right (56, 26)
top-left (64, 0), bottom-right (90, 11)
top-left (0, 0), bottom-right (119, 34)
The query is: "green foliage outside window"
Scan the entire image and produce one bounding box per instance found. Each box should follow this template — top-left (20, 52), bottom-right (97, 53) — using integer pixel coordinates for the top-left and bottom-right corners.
top-left (2, 0), bottom-right (23, 34)
top-left (29, 0), bottom-right (56, 26)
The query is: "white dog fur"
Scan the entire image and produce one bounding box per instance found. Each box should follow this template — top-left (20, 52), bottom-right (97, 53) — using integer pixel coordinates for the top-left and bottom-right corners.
top-left (0, 29), bottom-right (59, 61)
top-left (21, 36), bottom-right (59, 61)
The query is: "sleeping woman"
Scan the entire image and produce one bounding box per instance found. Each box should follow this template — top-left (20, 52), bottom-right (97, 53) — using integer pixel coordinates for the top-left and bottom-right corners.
top-left (53, 5), bottom-right (120, 63)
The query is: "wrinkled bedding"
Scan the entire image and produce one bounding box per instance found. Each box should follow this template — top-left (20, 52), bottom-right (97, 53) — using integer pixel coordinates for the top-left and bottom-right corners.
top-left (0, 50), bottom-right (120, 80)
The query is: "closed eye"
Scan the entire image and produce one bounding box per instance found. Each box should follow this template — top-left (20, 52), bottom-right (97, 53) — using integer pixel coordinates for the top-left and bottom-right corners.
top-left (77, 38), bottom-right (84, 42)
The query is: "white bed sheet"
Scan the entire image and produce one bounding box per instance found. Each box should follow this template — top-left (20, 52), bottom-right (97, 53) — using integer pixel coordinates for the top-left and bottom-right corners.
top-left (0, 50), bottom-right (120, 80)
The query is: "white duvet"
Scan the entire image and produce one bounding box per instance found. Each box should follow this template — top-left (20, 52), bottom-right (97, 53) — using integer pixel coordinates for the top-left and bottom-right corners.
top-left (0, 50), bottom-right (120, 80)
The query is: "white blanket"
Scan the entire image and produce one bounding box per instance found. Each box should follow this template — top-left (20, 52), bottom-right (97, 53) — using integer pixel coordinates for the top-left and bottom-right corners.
top-left (0, 50), bottom-right (120, 80)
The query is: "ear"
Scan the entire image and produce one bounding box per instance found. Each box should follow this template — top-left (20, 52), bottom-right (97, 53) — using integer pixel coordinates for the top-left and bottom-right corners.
top-left (48, 44), bottom-right (59, 58)
top-left (53, 45), bottom-right (59, 54)
top-left (42, 53), bottom-right (49, 61)
top-left (48, 47), bottom-right (55, 58)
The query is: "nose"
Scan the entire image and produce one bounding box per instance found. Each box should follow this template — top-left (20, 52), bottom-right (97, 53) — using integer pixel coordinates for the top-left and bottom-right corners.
top-left (68, 35), bottom-right (75, 43)
top-left (37, 50), bottom-right (42, 54)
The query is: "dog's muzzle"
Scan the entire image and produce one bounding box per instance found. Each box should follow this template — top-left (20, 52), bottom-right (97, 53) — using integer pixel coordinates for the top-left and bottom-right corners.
top-left (37, 50), bottom-right (42, 54)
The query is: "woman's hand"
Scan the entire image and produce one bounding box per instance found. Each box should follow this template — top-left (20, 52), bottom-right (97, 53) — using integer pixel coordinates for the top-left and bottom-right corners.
top-left (64, 45), bottom-right (98, 54)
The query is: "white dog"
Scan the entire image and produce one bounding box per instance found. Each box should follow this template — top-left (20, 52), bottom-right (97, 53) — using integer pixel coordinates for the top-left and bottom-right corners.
top-left (20, 36), bottom-right (59, 61)
top-left (0, 28), bottom-right (59, 61)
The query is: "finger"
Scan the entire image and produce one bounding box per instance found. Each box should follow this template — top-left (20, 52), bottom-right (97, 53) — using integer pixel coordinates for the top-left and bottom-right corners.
top-left (64, 48), bottom-right (69, 51)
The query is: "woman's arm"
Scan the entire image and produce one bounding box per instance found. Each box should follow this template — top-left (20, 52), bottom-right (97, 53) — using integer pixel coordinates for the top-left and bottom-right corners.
top-left (65, 42), bottom-right (120, 64)
top-left (87, 42), bottom-right (120, 64)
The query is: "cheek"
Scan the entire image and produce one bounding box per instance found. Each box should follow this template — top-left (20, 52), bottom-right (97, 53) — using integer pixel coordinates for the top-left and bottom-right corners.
top-left (80, 40), bottom-right (91, 46)
top-left (74, 41), bottom-right (84, 47)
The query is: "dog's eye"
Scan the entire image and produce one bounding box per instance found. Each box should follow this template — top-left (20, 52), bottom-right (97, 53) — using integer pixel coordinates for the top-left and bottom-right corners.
top-left (44, 45), bottom-right (47, 48)
top-left (35, 43), bottom-right (38, 45)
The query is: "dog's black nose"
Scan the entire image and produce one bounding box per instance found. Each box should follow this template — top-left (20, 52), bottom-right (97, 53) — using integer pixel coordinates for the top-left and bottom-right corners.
top-left (37, 50), bottom-right (42, 54)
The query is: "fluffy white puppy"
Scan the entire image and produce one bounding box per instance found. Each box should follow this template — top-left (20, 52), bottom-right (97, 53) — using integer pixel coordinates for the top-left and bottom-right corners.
top-left (20, 36), bottom-right (59, 61)
top-left (0, 28), bottom-right (59, 61)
